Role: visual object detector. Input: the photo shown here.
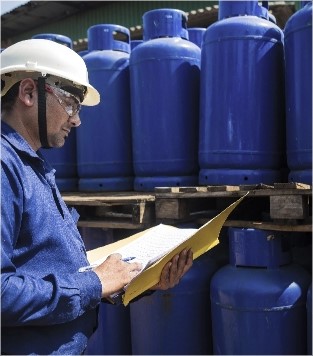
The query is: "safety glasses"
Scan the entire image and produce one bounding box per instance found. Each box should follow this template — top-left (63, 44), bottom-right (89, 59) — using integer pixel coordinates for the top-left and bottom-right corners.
top-left (45, 84), bottom-right (81, 117)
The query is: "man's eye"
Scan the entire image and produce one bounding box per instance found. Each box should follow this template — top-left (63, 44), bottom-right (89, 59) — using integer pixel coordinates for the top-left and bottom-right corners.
top-left (64, 99), bottom-right (75, 106)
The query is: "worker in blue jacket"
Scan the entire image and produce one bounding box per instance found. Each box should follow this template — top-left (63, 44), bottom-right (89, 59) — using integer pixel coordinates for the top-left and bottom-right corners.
top-left (1, 39), bottom-right (193, 355)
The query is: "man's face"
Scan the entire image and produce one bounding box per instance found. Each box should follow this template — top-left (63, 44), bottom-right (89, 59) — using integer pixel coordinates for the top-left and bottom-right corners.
top-left (45, 85), bottom-right (81, 148)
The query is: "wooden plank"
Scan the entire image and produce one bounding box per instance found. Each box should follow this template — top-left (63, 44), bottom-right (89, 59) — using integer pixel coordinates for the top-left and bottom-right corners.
top-left (94, 211), bottom-right (132, 219)
top-left (62, 192), bottom-right (155, 206)
top-left (207, 185), bottom-right (240, 192)
top-left (154, 187), bottom-right (181, 193)
top-left (194, 218), bottom-right (312, 232)
top-left (270, 195), bottom-right (309, 219)
top-left (155, 188), bottom-right (311, 199)
top-left (223, 220), bottom-right (312, 232)
top-left (274, 182), bottom-right (311, 190)
top-left (77, 220), bottom-right (145, 229)
top-left (240, 183), bottom-right (274, 190)
top-left (154, 186), bottom-right (208, 193)
top-left (132, 202), bottom-right (155, 224)
top-left (178, 186), bottom-right (208, 193)
top-left (94, 202), bottom-right (155, 225)
top-left (155, 198), bottom-right (189, 220)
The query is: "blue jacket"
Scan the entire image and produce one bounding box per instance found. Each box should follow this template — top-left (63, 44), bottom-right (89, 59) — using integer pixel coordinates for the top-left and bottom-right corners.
top-left (1, 121), bottom-right (102, 355)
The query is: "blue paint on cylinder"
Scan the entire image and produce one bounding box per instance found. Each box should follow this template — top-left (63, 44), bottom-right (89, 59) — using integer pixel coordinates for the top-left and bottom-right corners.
top-left (284, 2), bottom-right (312, 184)
top-left (77, 24), bottom-right (133, 191)
top-left (218, 1), bottom-right (270, 21)
top-left (130, 9), bottom-right (201, 191)
top-left (211, 228), bottom-right (311, 355)
top-left (307, 284), bottom-right (312, 355)
top-left (130, 253), bottom-right (218, 354)
top-left (79, 227), bottom-right (114, 251)
top-left (85, 303), bottom-right (131, 355)
top-left (79, 227), bottom-right (132, 355)
top-left (130, 40), bottom-right (143, 51)
top-left (39, 133), bottom-right (78, 192)
top-left (33, 33), bottom-right (78, 191)
top-left (199, 1), bottom-right (285, 185)
top-left (32, 33), bottom-right (73, 48)
top-left (187, 28), bottom-right (206, 48)
top-left (78, 50), bottom-right (89, 58)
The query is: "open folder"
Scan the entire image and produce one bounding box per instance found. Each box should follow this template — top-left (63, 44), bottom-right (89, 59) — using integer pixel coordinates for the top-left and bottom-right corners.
top-left (87, 193), bottom-right (247, 306)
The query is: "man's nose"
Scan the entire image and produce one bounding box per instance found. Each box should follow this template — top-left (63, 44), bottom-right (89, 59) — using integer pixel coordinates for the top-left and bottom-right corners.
top-left (69, 114), bottom-right (81, 127)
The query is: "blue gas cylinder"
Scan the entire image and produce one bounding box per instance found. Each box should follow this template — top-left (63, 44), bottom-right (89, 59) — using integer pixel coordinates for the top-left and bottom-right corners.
top-left (199, 1), bottom-right (285, 185)
top-left (187, 27), bottom-right (206, 48)
top-left (32, 33), bottom-right (72, 47)
top-left (284, 1), bottom-right (312, 185)
top-left (78, 49), bottom-right (89, 58)
top-left (211, 228), bottom-right (311, 355)
top-left (79, 227), bottom-right (114, 251)
top-left (130, 40), bottom-right (143, 51)
top-left (130, 9), bottom-right (201, 191)
top-left (130, 252), bottom-right (218, 354)
top-left (85, 302), bottom-right (131, 355)
top-left (308, 284), bottom-right (312, 355)
top-left (80, 227), bottom-right (132, 355)
top-left (33, 33), bottom-right (78, 191)
top-left (77, 24), bottom-right (133, 191)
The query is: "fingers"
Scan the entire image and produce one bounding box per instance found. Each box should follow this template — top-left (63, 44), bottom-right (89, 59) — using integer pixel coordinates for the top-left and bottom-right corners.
top-left (151, 261), bottom-right (171, 290)
top-left (169, 249), bottom-right (193, 286)
top-left (106, 253), bottom-right (142, 273)
top-left (182, 249), bottom-right (193, 274)
top-left (107, 253), bottom-right (122, 260)
top-left (176, 249), bottom-right (191, 274)
top-left (151, 248), bottom-right (193, 291)
top-left (94, 254), bottom-right (142, 298)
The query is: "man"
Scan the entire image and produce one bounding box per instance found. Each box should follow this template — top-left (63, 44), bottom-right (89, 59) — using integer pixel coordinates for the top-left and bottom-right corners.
top-left (1, 39), bottom-right (193, 355)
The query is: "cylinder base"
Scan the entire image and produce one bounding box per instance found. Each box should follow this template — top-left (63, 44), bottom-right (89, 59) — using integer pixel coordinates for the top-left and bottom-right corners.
top-left (288, 170), bottom-right (312, 185)
top-left (56, 178), bottom-right (78, 192)
top-left (79, 177), bottom-right (133, 192)
top-left (134, 175), bottom-right (198, 192)
top-left (199, 168), bottom-right (282, 185)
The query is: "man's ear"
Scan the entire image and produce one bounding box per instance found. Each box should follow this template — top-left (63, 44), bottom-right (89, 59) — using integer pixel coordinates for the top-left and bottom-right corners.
top-left (18, 78), bottom-right (37, 106)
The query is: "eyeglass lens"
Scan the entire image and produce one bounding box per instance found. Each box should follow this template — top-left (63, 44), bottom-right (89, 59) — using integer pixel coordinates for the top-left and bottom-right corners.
top-left (49, 85), bottom-right (81, 117)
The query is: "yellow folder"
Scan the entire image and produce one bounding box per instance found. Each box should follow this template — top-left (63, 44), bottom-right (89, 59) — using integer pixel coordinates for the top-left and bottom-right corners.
top-left (87, 193), bottom-right (247, 306)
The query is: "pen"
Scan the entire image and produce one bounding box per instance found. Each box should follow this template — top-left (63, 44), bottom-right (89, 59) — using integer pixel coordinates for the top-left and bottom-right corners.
top-left (78, 257), bottom-right (136, 272)
top-left (122, 256), bottom-right (136, 263)
top-left (78, 264), bottom-right (98, 273)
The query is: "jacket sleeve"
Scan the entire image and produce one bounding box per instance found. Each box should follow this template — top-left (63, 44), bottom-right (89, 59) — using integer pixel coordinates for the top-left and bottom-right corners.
top-left (1, 162), bottom-right (102, 326)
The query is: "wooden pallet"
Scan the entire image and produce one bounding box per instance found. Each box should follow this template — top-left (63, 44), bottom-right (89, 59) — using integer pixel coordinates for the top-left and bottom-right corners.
top-left (62, 191), bottom-right (155, 229)
top-left (154, 183), bottom-right (312, 232)
top-left (62, 183), bottom-right (312, 231)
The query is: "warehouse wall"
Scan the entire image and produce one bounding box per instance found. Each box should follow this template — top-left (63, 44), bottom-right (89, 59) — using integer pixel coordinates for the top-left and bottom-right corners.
top-left (1, 1), bottom-right (295, 52)
top-left (2, 1), bottom-right (218, 49)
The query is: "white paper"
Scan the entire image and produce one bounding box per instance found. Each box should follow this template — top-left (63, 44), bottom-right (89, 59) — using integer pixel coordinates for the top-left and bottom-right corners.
top-left (93, 224), bottom-right (197, 272)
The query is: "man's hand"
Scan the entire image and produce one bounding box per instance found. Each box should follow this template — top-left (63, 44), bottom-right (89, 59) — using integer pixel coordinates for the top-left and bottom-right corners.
top-left (151, 248), bottom-right (193, 290)
top-left (94, 253), bottom-right (142, 298)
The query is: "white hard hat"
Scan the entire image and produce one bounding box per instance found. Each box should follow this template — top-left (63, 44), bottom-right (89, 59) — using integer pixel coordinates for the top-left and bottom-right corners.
top-left (1, 39), bottom-right (100, 106)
